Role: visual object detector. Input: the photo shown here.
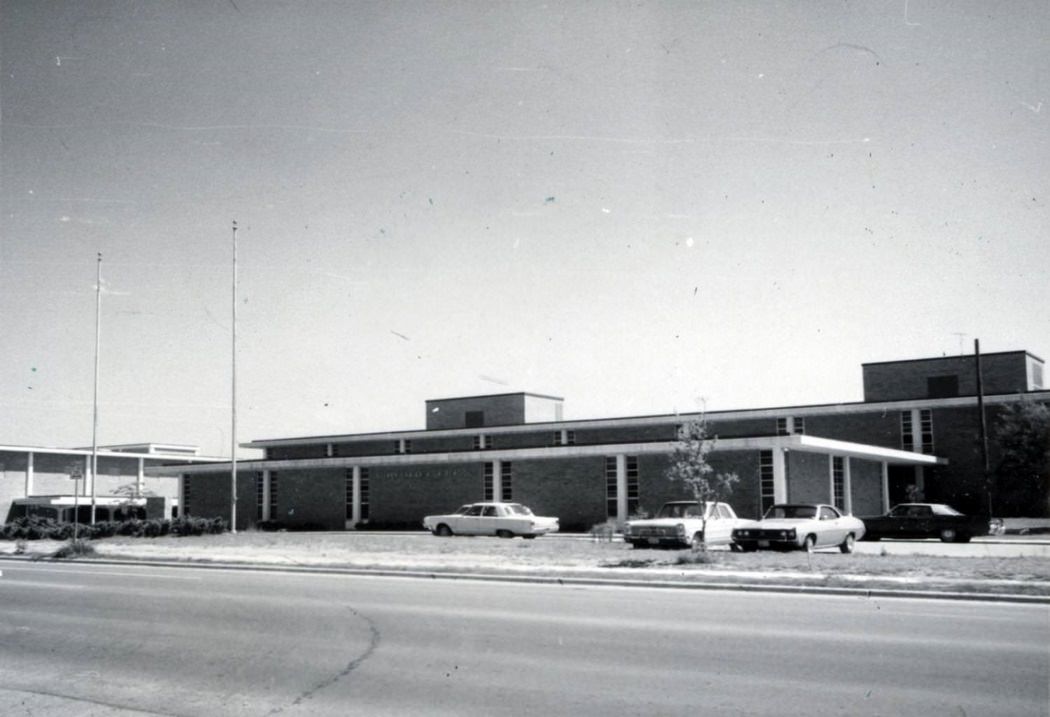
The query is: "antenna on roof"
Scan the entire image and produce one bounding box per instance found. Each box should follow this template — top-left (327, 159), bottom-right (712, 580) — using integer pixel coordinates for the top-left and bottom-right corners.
top-left (951, 332), bottom-right (967, 355)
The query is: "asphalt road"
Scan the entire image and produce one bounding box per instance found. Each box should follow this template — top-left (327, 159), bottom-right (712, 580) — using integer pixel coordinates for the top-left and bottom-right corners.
top-left (0, 562), bottom-right (1046, 716)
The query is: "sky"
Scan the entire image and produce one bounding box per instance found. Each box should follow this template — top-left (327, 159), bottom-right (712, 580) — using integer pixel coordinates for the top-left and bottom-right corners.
top-left (1, 0), bottom-right (1047, 457)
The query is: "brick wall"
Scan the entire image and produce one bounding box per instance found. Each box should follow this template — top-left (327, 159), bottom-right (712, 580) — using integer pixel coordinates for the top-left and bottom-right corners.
top-left (513, 456), bottom-right (606, 532)
top-left (787, 451), bottom-right (830, 504)
top-left (270, 468), bottom-right (344, 530)
top-left (425, 394), bottom-right (527, 430)
top-left (863, 352), bottom-right (1033, 402)
top-left (803, 411), bottom-right (899, 447)
top-left (851, 458), bottom-right (884, 516)
top-left (369, 462), bottom-right (483, 525)
top-left (330, 439), bottom-right (399, 458)
top-left (574, 424), bottom-right (676, 445)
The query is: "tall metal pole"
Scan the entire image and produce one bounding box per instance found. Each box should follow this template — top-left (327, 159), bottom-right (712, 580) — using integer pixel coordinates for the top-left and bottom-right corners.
top-left (90, 252), bottom-right (102, 525)
top-left (230, 222), bottom-right (238, 533)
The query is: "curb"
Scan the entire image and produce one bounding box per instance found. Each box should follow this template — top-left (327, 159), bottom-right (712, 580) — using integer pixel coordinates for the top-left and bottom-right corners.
top-left (3, 554), bottom-right (1048, 605)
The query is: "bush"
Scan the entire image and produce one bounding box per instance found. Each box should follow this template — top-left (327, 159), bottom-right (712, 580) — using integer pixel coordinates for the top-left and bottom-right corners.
top-left (51, 538), bottom-right (96, 559)
top-left (0, 515), bottom-right (227, 540)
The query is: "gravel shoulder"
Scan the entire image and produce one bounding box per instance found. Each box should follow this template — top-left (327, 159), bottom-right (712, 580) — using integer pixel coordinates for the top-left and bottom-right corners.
top-left (3, 532), bottom-right (1049, 599)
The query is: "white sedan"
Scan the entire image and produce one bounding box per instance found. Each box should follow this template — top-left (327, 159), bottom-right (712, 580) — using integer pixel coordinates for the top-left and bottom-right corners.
top-left (731, 503), bottom-right (866, 553)
top-left (423, 502), bottom-right (559, 539)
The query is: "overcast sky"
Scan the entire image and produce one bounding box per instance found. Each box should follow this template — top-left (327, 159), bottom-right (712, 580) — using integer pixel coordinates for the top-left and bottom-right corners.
top-left (1, 0), bottom-right (1047, 456)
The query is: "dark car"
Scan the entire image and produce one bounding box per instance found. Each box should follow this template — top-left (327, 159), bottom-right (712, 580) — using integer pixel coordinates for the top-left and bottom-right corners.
top-left (860, 503), bottom-right (1004, 543)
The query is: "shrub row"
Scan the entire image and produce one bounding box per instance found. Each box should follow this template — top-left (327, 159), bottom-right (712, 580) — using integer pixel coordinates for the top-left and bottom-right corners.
top-left (0, 515), bottom-right (227, 540)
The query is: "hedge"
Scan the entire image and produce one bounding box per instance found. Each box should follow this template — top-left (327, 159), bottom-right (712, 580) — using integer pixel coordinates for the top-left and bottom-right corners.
top-left (0, 515), bottom-right (227, 540)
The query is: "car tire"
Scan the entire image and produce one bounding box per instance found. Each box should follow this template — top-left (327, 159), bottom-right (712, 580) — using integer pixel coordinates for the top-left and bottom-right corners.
top-left (522, 534), bottom-right (537, 540)
top-left (689, 532), bottom-right (704, 550)
top-left (496, 529), bottom-right (514, 539)
top-left (839, 533), bottom-right (855, 554)
top-left (803, 534), bottom-right (817, 552)
top-left (435, 524), bottom-right (453, 537)
top-left (729, 542), bottom-right (743, 553)
top-left (939, 528), bottom-right (957, 543)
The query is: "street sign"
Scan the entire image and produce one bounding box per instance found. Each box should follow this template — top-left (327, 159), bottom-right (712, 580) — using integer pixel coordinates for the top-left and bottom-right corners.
top-left (69, 464), bottom-right (83, 481)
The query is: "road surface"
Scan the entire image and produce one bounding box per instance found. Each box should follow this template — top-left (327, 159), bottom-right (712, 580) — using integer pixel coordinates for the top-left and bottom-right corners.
top-left (0, 561), bottom-right (1046, 716)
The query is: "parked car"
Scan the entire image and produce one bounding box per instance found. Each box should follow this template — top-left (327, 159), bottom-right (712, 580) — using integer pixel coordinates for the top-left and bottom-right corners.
top-left (422, 502), bottom-right (559, 538)
top-left (622, 501), bottom-right (757, 549)
top-left (732, 503), bottom-right (865, 553)
top-left (860, 503), bottom-right (1004, 543)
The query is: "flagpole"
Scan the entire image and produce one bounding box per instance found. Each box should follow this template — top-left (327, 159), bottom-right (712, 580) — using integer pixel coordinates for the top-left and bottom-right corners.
top-left (230, 221), bottom-right (238, 534)
top-left (90, 252), bottom-right (102, 524)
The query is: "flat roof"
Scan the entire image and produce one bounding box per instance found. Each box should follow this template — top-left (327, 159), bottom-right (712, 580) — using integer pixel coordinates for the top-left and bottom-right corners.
top-left (0, 444), bottom-right (228, 462)
top-left (157, 433), bottom-right (946, 476)
top-left (862, 349), bottom-right (1044, 366)
top-left (425, 391), bottom-right (564, 403)
top-left (243, 389), bottom-right (1050, 448)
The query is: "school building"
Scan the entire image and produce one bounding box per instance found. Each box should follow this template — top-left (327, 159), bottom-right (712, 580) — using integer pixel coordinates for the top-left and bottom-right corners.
top-left (149, 350), bottom-right (1048, 532)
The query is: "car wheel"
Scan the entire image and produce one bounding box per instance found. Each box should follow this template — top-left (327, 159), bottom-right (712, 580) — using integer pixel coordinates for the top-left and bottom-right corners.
top-left (839, 533), bottom-right (855, 554)
top-left (803, 534), bottom-right (817, 552)
top-left (435, 524), bottom-right (453, 537)
top-left (729, 542), bottom-right (743, 553)
top-left (689, 532), bottom-right (704, 550)
top-left (496, 529), bottom-right (513, 539)
top-left (939, 528), bottom-right (957, 543)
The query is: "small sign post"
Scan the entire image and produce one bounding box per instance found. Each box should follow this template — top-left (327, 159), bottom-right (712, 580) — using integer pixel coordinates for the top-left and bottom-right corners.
top-left (69, 463), bottom-right (83, 541)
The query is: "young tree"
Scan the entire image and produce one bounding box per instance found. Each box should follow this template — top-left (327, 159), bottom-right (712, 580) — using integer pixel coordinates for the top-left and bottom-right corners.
top-left (665, 416), bottom-right (738, 551)
top-left (993, 398), bottom-right (1050, 517)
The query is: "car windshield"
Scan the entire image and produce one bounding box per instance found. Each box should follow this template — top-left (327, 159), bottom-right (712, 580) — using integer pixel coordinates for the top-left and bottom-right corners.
top-left (453, 505), bottom-right (471, 515)
top-left (657, 503), bottom-right (706, 518)
top-left (504, 503), bottom-right (533, 515)
top-left (764, 505), bottom-right (817, 520)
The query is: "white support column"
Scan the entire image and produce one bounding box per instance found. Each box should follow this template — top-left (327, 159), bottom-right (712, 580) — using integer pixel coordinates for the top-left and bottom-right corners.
top-left (616, 454), bottom-right (628, 524)
top-left (83, 454), bottom-right (92, 497)
top-left (136, 458), bottom-right (145, 498)
top-left (25, 452), bottom-right (34, 497)
top-left (881, 462), bottom-right (890, 513)
top-left (177, 474), bottom-right (185, 517)
top-left (491, 459), bottom-right (502, 502)
top-left (909, 409), bottom-right (923, 453)
top-left (772, 449), bottom-right (788, 503)
top-left (351, 466), bottom-right (362, 527)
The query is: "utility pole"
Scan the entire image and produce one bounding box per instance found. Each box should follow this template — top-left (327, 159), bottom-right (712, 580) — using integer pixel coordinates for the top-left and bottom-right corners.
top-left (230, 221), bottom-right (238, 534)
top-left (90, 252), bottom-right (102, 524)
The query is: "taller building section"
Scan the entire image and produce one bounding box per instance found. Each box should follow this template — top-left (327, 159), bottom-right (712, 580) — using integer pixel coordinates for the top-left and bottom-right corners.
top-left (425, 392), bottom-right (564, 430)
top-left (862, 351), bottom-right (1044, 402)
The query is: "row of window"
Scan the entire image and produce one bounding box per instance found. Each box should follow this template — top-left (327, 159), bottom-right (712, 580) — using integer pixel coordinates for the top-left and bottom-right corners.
top-left (901, 409), bottom-right (934, 453)
top-left (605, 456), bottom-right (639, 518)
top-left (345, 468), bottom-right (371, 521)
